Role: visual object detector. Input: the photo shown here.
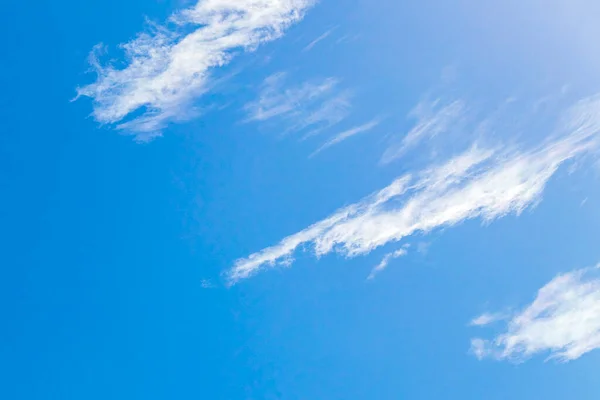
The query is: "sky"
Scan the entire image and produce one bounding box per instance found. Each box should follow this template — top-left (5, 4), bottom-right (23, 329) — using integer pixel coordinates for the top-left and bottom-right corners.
top-left (2, 0), bottom-right (600, 399)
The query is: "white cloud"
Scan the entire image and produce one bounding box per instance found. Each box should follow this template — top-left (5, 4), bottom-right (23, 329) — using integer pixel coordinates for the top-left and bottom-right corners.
top-left (381, 98), bottom-right (465, 164)
top-left (471, 265), bottom-right (600, 362)
top-left (416, 241), bottom-right (431, 255)
top-left (76, 0), bottom-right (315, 141)
top-left (244, 72), bottom-right (352, 135)
top-left (200, 279), bottom-right (215, 289)
top-left (470, 338), bottom-right (489, 360)
top-left (469, 312), bottom-right (507, 327)
top-left (335, 33), bottom-right (361, 45)
top-left (367, 247), bottom-right (408, 280)
top-left (310, 118), bottom-right (381, 157)
top-left (227, 94), bottom-right (600, 284)
top-left (303, 27), bottom-right (335, 52)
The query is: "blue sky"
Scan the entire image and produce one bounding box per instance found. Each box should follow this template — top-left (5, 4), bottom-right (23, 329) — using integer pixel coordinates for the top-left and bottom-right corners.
top-left (2, 0), bottom-right (600, 398)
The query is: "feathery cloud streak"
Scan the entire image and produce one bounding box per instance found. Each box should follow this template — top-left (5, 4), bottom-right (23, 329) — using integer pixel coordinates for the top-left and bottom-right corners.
top-left (310, 118), bottom-right (381, 157)
top-left (367, 247), bottom-right (408, 281)
top-left (303, 27), bottom-right (335, 52)
top-left (227, 94), bottom-right (600, 284)
top-left (381, 99), bottom-right (465, 164)
top-left (471, 265), bottom-right (600, 362)
top-left (244, 72), bottom-right (352, 135)
top-left (76, 0), bottom-right (315, 141)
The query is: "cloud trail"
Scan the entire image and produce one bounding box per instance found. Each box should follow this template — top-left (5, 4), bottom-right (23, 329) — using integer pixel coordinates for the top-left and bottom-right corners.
top-left (303, 27), bottom-right (335, 52)
top-left (227, 94), bottom-right (600, 284)
top-left (310, 118), bottom-right (381, 156)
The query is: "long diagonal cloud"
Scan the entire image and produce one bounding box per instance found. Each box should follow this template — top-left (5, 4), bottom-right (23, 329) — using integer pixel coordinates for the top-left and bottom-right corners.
top-left (76, 0), bottom-right (316, 141)
top-left (227, 94), bottom-right (600, 284)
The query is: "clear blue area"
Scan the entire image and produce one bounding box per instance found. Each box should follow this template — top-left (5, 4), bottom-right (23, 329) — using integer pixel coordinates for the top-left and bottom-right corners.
top-left (1, 0), bottom-right (600, 399)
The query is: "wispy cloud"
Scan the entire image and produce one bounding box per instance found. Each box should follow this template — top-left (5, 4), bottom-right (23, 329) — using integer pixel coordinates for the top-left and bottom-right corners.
top-left (471, 264), bottom-right (600, 362)
top-left (244, 72), bottom-right (352, 134)
top-left (76, 0), bottom-right (315, 141)
top-left (310, 118), bottom-right (381, 157)
top-left (469, 312), bottom-right (507, 327)
top-left (416, 241), bottom-right (431, 255)
top-left (227, 94), bottom-right (600, 284)
top-left (335, 34), bottom-right (361, 45)
top-left (367, 247), bottom-right (408, 280)
top-left (303, 27), bottom-right (336, 52)
top-left (381, 98), bottom-right (465, 164)
top-left (200, 279), bottom-right (215, 289)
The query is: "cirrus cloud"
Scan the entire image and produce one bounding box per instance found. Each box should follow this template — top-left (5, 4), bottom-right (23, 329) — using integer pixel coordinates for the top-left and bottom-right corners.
top-left (76, 0), bottom-right (316, 141)
top-left (471, 265), bottom-right (600, 362)
top-left (227, 94), bottom-right (600, 284)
